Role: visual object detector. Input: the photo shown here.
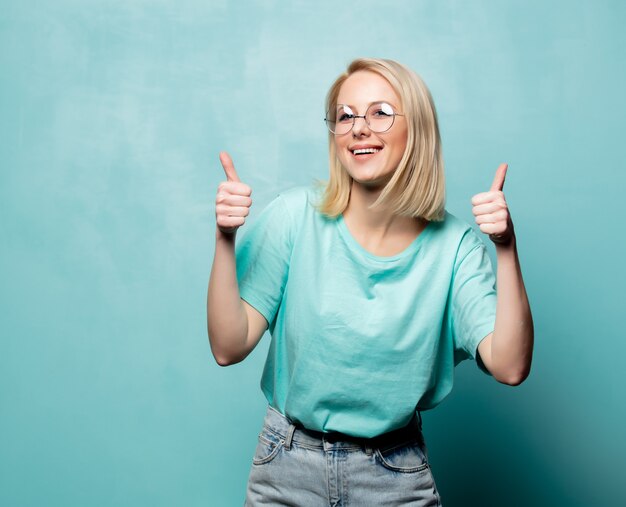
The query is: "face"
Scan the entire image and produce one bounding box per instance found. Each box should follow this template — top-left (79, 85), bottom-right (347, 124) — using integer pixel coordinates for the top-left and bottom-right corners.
top-left (334, 71), bottom-right (408, 190)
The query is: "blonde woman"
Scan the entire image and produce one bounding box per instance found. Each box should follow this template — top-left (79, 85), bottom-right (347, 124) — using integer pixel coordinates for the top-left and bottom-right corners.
top-left (208, 58), bottom-right (533, 506)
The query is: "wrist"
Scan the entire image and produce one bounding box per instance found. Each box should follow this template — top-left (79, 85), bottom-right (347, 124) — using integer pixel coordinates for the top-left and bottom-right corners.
top-left (494, 233), bottom-right (517, 255)
top-left (216, 228), bottom-right (237, 244)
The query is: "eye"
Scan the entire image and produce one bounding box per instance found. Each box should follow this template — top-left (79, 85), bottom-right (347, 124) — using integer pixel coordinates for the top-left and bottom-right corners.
top-left (371, 109), bottom-right (391, 118)
top-left (336, 105), bottom-right (355, 123)
top-left (370, 102), bottom-right (394, 117)
top-left (338, 112), bottom-right (354, 122)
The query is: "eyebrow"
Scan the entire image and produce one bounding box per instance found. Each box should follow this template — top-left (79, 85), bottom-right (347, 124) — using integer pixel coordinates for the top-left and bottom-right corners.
top-left (336, 100), bottom-right (398, 112)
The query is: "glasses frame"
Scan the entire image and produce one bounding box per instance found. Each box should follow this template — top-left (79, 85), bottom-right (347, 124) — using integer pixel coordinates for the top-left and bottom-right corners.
top-left (324, 102), bottom-right (405, 135)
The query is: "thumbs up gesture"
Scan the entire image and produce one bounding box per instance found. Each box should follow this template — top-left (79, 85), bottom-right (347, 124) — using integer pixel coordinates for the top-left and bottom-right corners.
top-left (215, 151), bottom-right (253, 235)
top-left (471, 163), bottom-right (514, 245)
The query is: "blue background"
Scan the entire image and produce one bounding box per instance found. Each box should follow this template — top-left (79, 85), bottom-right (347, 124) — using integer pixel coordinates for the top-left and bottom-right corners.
top-left (1, 1), bottom-right (624, 505)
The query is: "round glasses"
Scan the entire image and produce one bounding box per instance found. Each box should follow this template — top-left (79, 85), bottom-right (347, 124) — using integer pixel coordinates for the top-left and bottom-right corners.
top-left (324, 102), bottom-right (404, 135)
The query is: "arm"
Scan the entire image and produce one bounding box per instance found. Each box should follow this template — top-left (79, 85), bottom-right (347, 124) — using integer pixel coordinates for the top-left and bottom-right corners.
top-left (477, 236), bottom-right (534, 385)
top-left (207, 152), bottom-right (268, 366)
top-left (472, 163), bottom-right (534, 385)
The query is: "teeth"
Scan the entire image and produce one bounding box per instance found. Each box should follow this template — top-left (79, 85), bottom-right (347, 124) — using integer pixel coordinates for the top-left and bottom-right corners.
top-left (353, 148), bottom-right (381, 155)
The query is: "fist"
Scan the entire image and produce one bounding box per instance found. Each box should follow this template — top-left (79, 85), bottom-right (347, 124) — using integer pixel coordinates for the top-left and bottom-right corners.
top-left (215, 151), bottom-right (252, 235)
top-left (471, 163), bottom-right (514, 245)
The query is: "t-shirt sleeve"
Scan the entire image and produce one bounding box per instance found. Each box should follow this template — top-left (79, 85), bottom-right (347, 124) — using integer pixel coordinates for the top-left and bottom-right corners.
top-left (450, 228), bottom-right (497, 369)
top-left (235, 194), bottom-right (293, 329)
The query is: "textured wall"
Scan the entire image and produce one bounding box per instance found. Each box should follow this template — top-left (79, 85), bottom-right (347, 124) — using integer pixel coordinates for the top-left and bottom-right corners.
top-left (1, 1), bottom-right (624, 505)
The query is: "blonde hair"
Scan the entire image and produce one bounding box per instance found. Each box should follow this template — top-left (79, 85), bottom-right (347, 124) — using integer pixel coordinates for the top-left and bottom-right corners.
top-left (314, 58), bottom-right (446, 221)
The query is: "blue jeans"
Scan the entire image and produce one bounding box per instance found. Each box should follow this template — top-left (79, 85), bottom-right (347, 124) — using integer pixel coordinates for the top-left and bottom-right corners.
top-left (245, 405), bottom-right (442, 506)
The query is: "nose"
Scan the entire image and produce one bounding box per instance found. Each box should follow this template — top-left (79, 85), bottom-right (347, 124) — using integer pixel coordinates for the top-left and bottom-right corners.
top-left (351, 115), bottom-right (371, 137)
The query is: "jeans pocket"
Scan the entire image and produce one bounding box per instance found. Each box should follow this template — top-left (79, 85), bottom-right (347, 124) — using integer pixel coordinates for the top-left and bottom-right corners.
top-left (252, 429), bottom-right (284, 466)
top-left (375, 438), bottom-right (430, 474)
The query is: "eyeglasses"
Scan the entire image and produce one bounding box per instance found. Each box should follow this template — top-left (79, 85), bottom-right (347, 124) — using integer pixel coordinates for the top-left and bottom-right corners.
top-left (324, 101), bottom-right (404, 135)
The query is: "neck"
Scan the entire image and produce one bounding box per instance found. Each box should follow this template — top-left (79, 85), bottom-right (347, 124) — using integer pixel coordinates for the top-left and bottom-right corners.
top-left (343, 181), bottom-right (422, 236)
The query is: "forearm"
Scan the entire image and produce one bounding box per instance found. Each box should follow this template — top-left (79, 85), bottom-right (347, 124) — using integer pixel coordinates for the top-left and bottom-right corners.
top-left (490, 235), bottom-right (534, 384)
top-left (207, 229), bottom-right (249, 365)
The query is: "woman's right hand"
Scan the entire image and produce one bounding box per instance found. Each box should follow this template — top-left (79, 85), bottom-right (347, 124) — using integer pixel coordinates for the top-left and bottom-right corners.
top-left (216, 151), bottom-right (252, 235)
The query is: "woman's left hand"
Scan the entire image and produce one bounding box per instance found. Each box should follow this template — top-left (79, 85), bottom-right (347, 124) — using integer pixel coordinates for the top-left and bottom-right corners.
top-left (471, 163), bottom-right (515, 246)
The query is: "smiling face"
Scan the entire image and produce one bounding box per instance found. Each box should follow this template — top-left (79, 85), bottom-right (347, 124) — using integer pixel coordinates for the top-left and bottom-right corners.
top-left (334, 70), bottom-right (408, 190)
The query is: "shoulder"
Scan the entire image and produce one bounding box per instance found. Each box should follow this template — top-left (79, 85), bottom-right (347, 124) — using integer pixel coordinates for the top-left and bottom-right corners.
top-left (277, 184), bottom-right (320, 204)
top-left (429, 210), bottom-right (486, 260)
top-left (430, 210), bottom-right (477, 241)
top-left (274, 184), bottom-right (323, 219)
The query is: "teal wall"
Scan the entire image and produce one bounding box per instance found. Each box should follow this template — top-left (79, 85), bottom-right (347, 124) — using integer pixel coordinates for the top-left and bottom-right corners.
top-left (1, 1), bottom-right (624, 505)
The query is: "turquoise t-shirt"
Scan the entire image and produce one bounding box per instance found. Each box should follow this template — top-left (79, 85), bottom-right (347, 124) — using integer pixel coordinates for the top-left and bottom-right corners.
top-left (235, 185), bottom-right (497, 438)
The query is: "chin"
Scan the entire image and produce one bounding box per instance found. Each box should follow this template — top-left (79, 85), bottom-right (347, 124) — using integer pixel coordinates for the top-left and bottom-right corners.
top-left (350, 174), bottom-right (392, 190)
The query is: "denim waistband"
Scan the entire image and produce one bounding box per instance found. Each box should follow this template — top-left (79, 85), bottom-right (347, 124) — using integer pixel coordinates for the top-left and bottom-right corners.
top-left (262, 405), bottom-right (423, 454)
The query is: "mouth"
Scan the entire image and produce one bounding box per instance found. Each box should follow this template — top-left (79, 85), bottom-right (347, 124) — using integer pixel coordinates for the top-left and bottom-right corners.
top-left (349, 146), bottom-right (383, 159)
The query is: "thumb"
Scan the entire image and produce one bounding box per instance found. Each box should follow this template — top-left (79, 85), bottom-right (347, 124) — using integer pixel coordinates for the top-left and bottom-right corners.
top-left (490, 163), bottom-right (508, 192)
top-left (219, 151), bottom-right (240, 183)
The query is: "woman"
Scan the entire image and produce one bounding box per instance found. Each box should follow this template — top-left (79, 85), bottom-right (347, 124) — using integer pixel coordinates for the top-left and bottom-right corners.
top-left (207, 58), bottom-right (533, 506)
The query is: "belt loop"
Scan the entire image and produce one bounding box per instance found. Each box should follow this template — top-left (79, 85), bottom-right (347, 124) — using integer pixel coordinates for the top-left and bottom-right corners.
top-left (417, 410), bottom-right (423, 431)
top-left (364, 442), bottom-right (373, 456)
top-left (284, 422), bottom-right (296, 451)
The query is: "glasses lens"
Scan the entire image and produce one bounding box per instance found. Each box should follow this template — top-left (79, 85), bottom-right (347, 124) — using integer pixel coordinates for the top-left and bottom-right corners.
top-left (325, 105), bottom-right (354, 134)
top-left (366, 102), bottom-right (395, 133)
